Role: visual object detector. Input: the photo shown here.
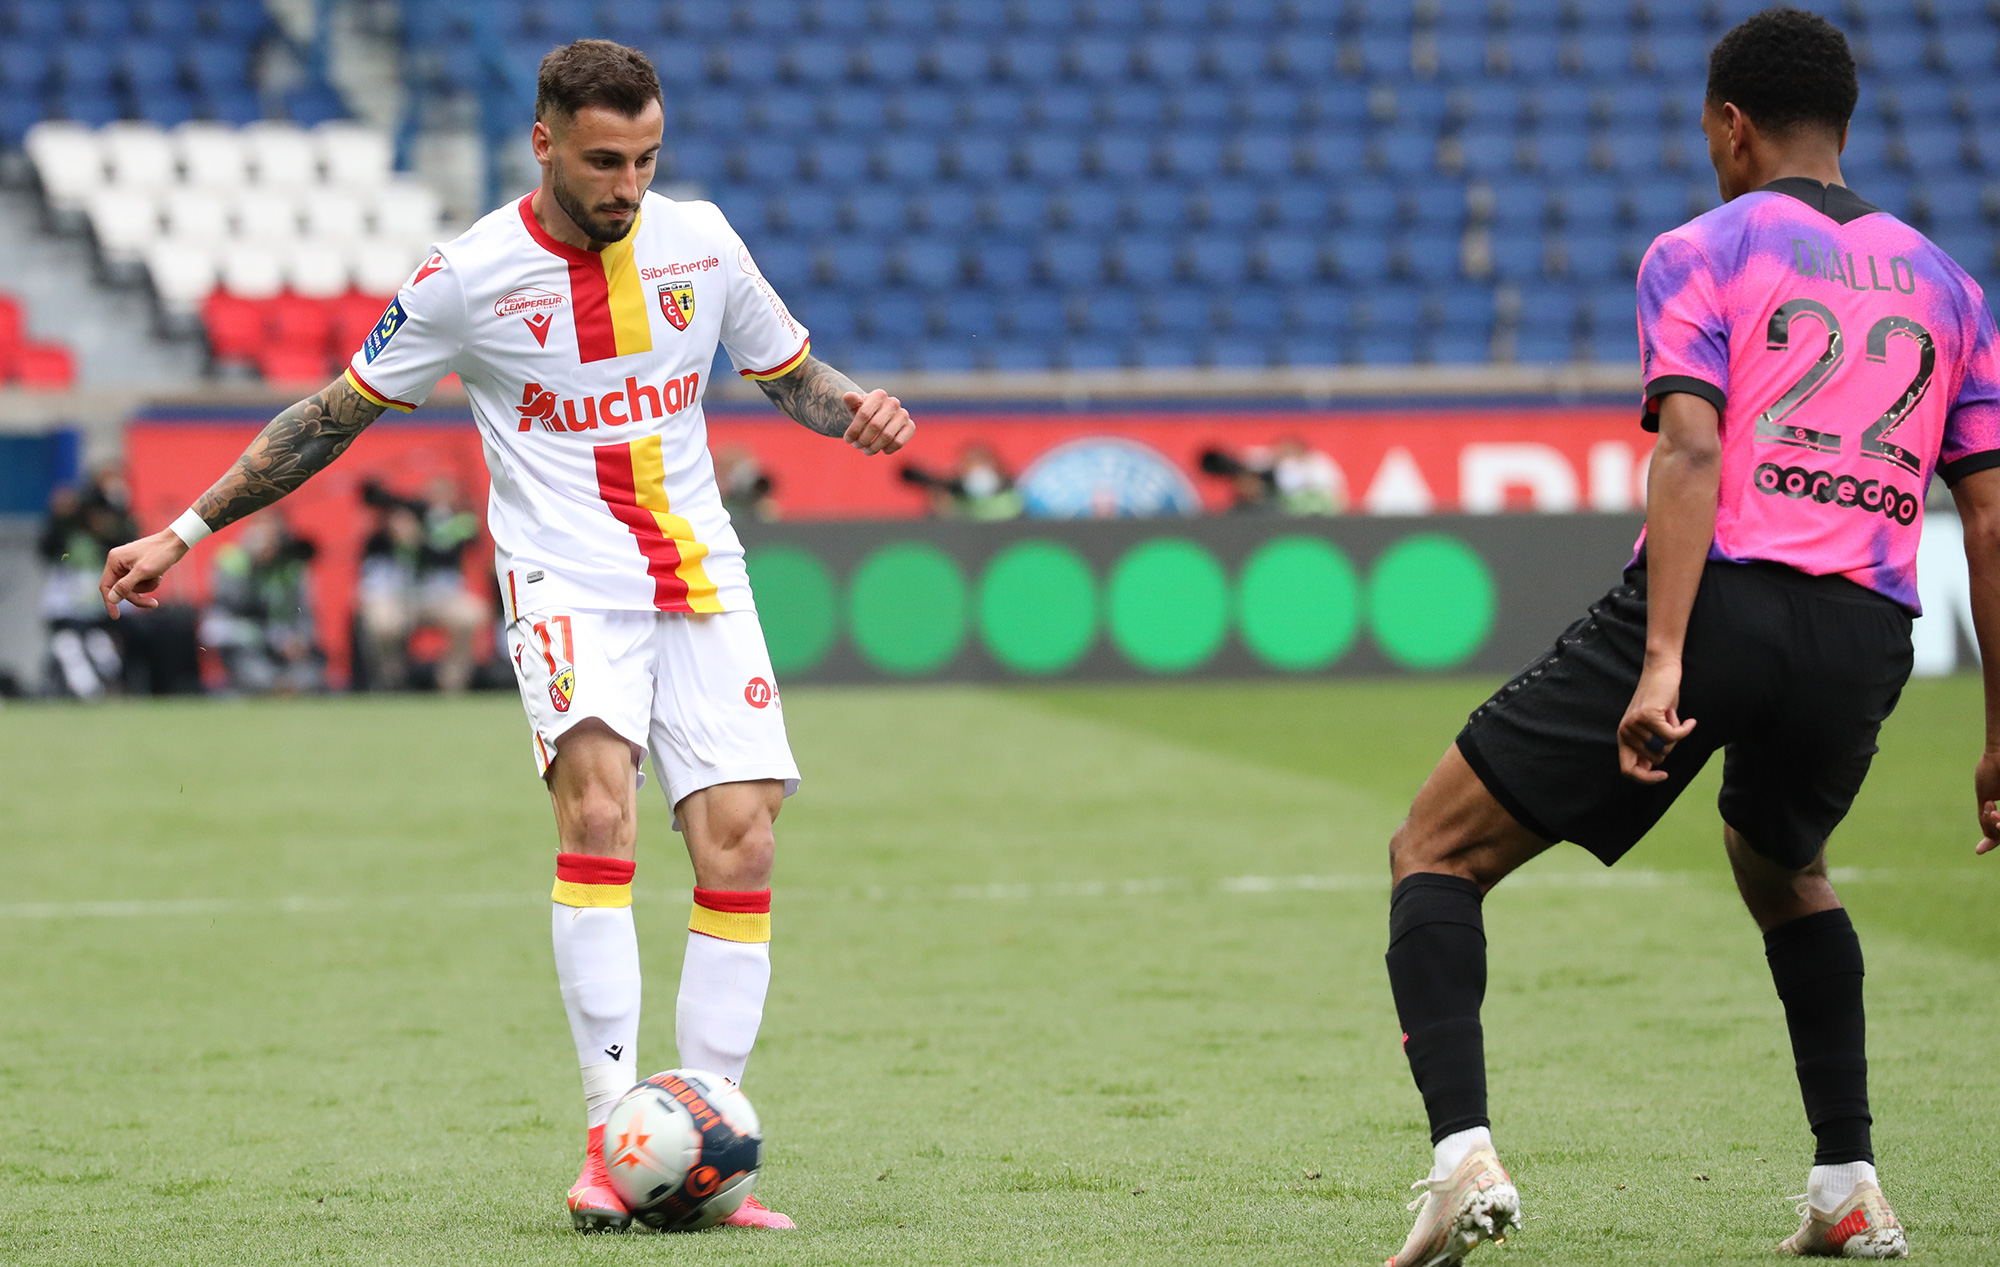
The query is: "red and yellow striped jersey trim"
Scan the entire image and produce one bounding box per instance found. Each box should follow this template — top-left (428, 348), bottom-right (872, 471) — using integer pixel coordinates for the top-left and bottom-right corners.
top-left (593, 434), bottom-right (723, 612)
top-left (518, 194), bottom-right (653, 363)
top-left (344, 366), bottom-right (418, 412)
top-left (737, 338), bottom-right (811, 381)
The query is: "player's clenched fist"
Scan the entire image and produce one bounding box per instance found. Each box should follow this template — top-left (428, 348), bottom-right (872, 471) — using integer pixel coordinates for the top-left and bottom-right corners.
top-left (840, 389), bottom-right (914, 455)
top-left (98, 529), bottom-right (190, 619)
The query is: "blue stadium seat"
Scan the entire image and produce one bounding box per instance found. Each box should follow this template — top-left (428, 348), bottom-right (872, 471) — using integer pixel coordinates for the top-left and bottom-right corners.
top-left (915, 185), bottom-right (977, 232)
top-left (1457, 82), bottom-right (1521, 129)
top-left (1863, 31), bottom-right (1931, 76)
top-left (975, 240), bottom-right (1035, 287)
top-left (897, 236), bottom-right (965, 289)
top-left (1125, 181), bottom-right (1187, 230)
top-left (1147, 286), bottom-right (1213, 334)
top-left (1290, 287), bottom-right (1349, 333)
top-left (1359, 286), bottom-right (1424, 334)
top-left (1600, 82), bottom-right (1662, 127)
top-left (950, 134), bottom-right (1010, 181)
top-left (1601, 128), bottom-right (1664, 176)
top-left (1430, 330), bottom-right (1491, 365)
top-left (1093, 132), bottom-right (1153, 180)
top-left (1918, 174), bottom-right (1990, 227)
top-left (1513, 326), bottom-right (1573, 364)
top-left (985, 185), bottom-right (1049, 237)
top-left (986, 339), bottom-right (1058, 370)
top-left (734, 137), bottom-right (797, 183)
top-left (1264, 230), bottom-right (1330, 283)
top-left (940, 291), bottom-right (1000, 338)
top-left (1573, 34), bottom-right (1635, 79)
top-left (1456, 126), bottom-right (1516, 179)
top-left (74, 0), bottom-right (135, 38)
top-left (58, 89), bottom-right (123, 125)
top-left (1625, 175), bottom-right (1695, 236)
top-left (717, 187), bottom-right (776, 235)
top-left (1339, 180), bottom-right (1397, 229)
top-left (1579, 284), bottom-right (1637, 335)
top-left (1104, 84), bottom-right (1165, 127)
top-left (1073, 287), bottom-right (1139, 334)
top-left (1936, 22), bottom-right (1998, 76)
top-left (663, 138), bottom-right (726, 184)
top-left (1528, 82), bottom-right (1591, 129)
top-left (1158, 131), bottom-right (1225, 178)
top-left (1198, 181), bottom-right (1262, 230)
top-left (6, 1), bottom-right (69, 38)
top-left (749, 239), bottom-right (812, 288)
top-left (134, 87), bottom-right (196, 126)
top-left (1208, 32), bottom-right (1275, 82)
top-left (1209, 336), bottom-right (1275, 368)
top-left (1038, 234), bottom-right (1106, 285)
top-left (874, 136), bottom-right (940, 181)
top-left (821, 239), bottom-right (889, 287)
top-left (1001, 288), bottom-right (1066, 338)
top-left (859, 36), bottom-right (921, 81)
top-left (1299, 130), bottom-right (1366, 178)
top-left (1884, 79), bottom-right (1954, 126)
top-left (1588, 322), bottom-right (1641, 367)
top-left (1376, 126), bottom-right (1437, 179)
top-left (0, 45), bottom-right (49, 93)
top-left (1433, 32), bottom-right (1485, 78)
top-left (912, 341), bottom-right (973, 371)
top-left (1387, 84), bottom-right (1450, 132)
top-left (1237, 84), bottom-right (1302, 128)
top-left (286, 84), bottom-right (346, 126)
top-left (1114, 232), bottom-right (1177, 285)
top-left (203, 0), bottom-right (269, 40)
top-left (1557, 177), bottom-right (1620, 228)
top-left (1173, 83), bottom-right (1233, 129)
top-left (865, 292), bottom-right (930, 340)
top-left (998, 36), bottom-right (1062, 80)
top-left (1358, 34), bottom-right (1411, 79)
top-left (1275, 33), bottom-right (1336, 80)
top-left (135, 0), bottom-right (195, 36)
top-left (877, 0), bottom-right (942, 31)
top-left (1225, 286), bottom-right (1286, 334)
top-left (1271, 181), bottom-right (1334, 228)
top-left (812, 88), bottom-right (881, 134)
top-left (843, 187), bottom-right (906, 236)
top-left (1482, 176), bottom-right (1545, 231)
top-left (1068, 34), bottom-right (1131, 81)
top-left (1435, 284), bottom-right (1497, 332)
top-left (1328, 233), bottom-right (1390, 283)
top-left (680, 87), bottom-right (746, 134)
top-left (1278, 332), bottom-right (1342, 367)
top-left (1186, 234), bottom-right (1252, 284)
top-left (808, 0), bottom-right (869, 33)
top-left (927, 36), bottom-right (991, 82)
top-left (1903, 123), bottom-right (1967, 175)
top-left (1135, 335), bottom-right (1202, 368)
top-left (756, 89), bottom-right (816, 135)
top-left (842, 341), bottom-right (905, 373)
top-left (183, 40), bottom-right (248, 95)
top-left (597, 3), bottom-right (660, 38)
top-left (1644, 34), bottom-right (1708, 77)
top-left (118, 38), bottom-right (180, 95)
top-left (1562, 232), bottom-right (1622, 282)
top-left (1305, 82), bottom-right (1369, 125)
top-left (1500, 32), bottom-right (1560, 78)
top-left (1486, 229), bottom-right (1544, 282)
top-left (1011, 0), bottom-right (1072, 29)
top-left (1234, 130), bottom-right (1298, 179)
top-left (1405, 178), bottom-right (1466, 231)
top-left (1034, 84), bottom-right (1096, 130)
top-left (960, 86), bottom-right (1028, 131)
top-left (0, 90), bottom-right (45, 145)
top-left (1530, 126), bottom-right (1591, 178)
top-left (718, 39), bottom-right (782, 85)
top-left (1355, 331), bottom-right (1417, 366)
top-left (1056, 182), bottom-right (1121, 231)
top-left (1402, 230), bottom-right (1462, 284)
top-left (793, 291), bottom-right (860, 343)
top-left (1934, 230), bottom-right (1997, 276)
top-left (1514, 283), bottom-right (1577, 332)
top-left (1020, 133), bottom-right (1085, 180)
top-left (1863, 173), bottom-right (1914, 221)
top-left (1086, 0), bottom-right (1149, 30)
top-left (1136, 33), bottom-right (1199, 80)
top-left (1063, 336), bottom-right (1127, 369)
top-left (781, 39), bottom-right (847, 87)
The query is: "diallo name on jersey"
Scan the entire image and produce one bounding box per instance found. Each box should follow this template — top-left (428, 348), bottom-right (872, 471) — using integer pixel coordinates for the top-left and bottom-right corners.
top-left (516, 372), bottom-right (703, 433)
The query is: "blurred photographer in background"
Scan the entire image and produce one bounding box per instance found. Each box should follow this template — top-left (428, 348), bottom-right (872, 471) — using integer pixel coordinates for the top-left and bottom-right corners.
top-left (900, 443), bottom-right (1024, 521)
top-left (203, 516), bottom-right (323, 695)
top-left (356, 476), bottom-right (488, 693)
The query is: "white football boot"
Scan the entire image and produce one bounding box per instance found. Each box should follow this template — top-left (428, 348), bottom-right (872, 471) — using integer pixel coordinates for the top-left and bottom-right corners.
top-left (1386, 1145), bottom-right (1522, 1267)
top-left (1777, 1180), bottom-right (1908, 1258)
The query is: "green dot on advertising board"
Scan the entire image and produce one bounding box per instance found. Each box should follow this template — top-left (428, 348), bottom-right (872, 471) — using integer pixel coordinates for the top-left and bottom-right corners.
top-left (978, 541), bottom-right (1098, 674)
top-left (1238, 537), bottom-right (1361, 671)
top-left (1368, 534), bottom-right (1495, 670)
top-left (744, 545), bottom-right (837, 675)
top-left (1107, 538), bottom-right (1230, 673)
top-left (850, 542), bottom-right (968, 675)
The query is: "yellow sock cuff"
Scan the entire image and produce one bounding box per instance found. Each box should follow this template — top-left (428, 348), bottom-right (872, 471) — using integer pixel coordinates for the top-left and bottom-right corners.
top-left (688, 887), bottom-right (771, 943)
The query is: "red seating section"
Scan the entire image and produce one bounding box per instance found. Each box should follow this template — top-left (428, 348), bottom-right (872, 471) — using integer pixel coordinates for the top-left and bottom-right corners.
top-left (202, 290), bottom-right (396, 389)
top-left (0, 294), bottom-right (80, 391)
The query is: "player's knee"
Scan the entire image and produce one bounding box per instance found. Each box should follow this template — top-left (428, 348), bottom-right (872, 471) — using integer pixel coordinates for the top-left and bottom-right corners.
top-left (566, 790), bottom-right (631, 855)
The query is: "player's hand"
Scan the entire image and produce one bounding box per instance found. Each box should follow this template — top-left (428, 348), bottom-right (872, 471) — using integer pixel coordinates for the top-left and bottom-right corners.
top-left (840, 390), bottom-right (914, 456)
top-left (99, 528), bottom-right (190, 619)
top-left (1617, 656), bottom-right (1696, 784)
top-left (1974, 749), bottom-right (2000, 854)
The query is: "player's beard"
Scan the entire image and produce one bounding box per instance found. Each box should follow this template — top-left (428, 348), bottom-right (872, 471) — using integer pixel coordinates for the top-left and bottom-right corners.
top-left (550, 164), bottom-right (638, 245)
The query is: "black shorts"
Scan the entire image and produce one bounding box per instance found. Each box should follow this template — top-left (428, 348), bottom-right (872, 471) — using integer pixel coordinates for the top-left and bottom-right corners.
top-left (1456, 560), bottom-right (1914, 869)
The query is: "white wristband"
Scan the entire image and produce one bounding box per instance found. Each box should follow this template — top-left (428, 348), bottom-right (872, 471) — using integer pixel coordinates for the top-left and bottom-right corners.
top-left (168, 509), bottom-right (212, 549)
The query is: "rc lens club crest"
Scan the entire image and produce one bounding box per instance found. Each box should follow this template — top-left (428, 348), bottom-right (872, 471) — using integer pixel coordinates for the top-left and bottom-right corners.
top-left (658, 282), bottom-right (695, 331)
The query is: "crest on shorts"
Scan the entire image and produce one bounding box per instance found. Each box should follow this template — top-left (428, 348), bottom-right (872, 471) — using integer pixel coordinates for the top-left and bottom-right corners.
top-left (549, 665), bottom-right (575, 713)
top-left (657, 281), bottom-right (695, 331)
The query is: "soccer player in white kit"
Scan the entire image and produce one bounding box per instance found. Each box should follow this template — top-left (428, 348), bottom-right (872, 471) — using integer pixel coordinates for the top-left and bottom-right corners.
top-left (99, 40), bottom-right (914, 1232)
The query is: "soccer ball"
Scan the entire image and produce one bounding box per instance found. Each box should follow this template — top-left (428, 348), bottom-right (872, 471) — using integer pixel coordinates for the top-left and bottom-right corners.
top-left (601, 1068), bottom-right (763, 1230)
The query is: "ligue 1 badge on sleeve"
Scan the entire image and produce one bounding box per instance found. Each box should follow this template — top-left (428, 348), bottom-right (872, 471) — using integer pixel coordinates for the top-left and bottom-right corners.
top-left (658, 281), bottom-right (695, 331)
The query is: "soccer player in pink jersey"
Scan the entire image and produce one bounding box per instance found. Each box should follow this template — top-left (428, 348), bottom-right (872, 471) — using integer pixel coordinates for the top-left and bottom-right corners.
top-left (95, 41), bottom-right (914, 1234)
top-left (1382, 11), bottom-right (2000, 1264)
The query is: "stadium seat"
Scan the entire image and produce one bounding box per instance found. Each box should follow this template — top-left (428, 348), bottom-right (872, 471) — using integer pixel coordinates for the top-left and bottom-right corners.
top-left (1185, 235), bottom-right (1252, 284)
top-left (1000, 288), bottom-right (1065, 338)
top-left (1224, 286), bottom-right (1286, 334)
top-left (896, 236), bottom-right (964, 289)
top-left (1126, 182), bottom-right (1187, 231)
top-left (1290, 287), bottom-right (1351, 334)
top-left (1054, 183), bottom-right (1120, 232)
top-left (1198, 181), bottom-right (1262, 230)
top-left (972, 239), bottom-right (1034, 287)
top-left (1261, 230), bottom-right (1328, 283)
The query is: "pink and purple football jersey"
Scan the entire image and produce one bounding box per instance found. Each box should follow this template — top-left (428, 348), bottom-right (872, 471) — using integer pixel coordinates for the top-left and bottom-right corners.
top-left (1636, 176), bottom-right (2000, 612)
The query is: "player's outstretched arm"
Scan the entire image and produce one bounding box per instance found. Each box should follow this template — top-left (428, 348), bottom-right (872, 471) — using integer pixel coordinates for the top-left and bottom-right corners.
top-left (1617, 391), bottom-right (1721, 783)
top-left (98, 375), bottom-right (388, 618)
top-left (1951, 466), bottom-right (2000, 853)
top-left (754, 354), bottom-right (914, 455)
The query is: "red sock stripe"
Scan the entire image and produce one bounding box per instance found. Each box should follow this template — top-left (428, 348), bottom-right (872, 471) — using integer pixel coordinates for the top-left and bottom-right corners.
top-left (556, 854), bottom-right (636, 886)
top-left (692, 887), bottom-right (771, 914)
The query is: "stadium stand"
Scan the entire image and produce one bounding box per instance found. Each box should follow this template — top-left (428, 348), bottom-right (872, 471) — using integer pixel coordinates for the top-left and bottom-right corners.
top-left (0, 291), bottom-right (78, 388)
top-left (384, 0), bottom-right (2000, 373)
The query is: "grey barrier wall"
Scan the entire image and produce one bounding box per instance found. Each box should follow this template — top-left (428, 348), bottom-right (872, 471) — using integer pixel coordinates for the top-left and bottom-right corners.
top-left (734, 513), bottom-right (1652, 685)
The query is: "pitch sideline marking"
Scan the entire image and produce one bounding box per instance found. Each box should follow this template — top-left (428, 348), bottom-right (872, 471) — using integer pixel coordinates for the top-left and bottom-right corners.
top-left (0, 867), bottom-right (1920, 921)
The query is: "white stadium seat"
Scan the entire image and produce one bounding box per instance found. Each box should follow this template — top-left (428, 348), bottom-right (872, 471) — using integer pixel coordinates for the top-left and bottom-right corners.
top-left (244, 122), bottom-right (319, 188)
top-left (315, 122), bottom-right (393, 189)
top-left (145, 239), bottom-right (218, 314)
top-left (163, 187), bottom-right (230, 243)
top-left (352, 237), bottom-right (420, 296)
top-left (27, 121), bottom-right (108, 214)
top-left (286, 242), bottom-right (352, 298)
top-left (233, 188), bottom-right (302, 244)
top-left (302, 188), bottom-right (367, 243)
top-left (175, 123), bottom-right (250, 190)
top-left (220, 244), bottom-right (286, 299)
top-left (86, 190), bottom-right (162, 267)
top-left (102, 123), bottom-right (177, 191)
top-left (373, 178), bottom-right (444, 250)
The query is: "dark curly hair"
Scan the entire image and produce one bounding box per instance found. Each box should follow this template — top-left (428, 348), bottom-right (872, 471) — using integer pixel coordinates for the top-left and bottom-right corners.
top-left (1706, 8), bottom-right (1858, 139)
top-left (535, 39), bottom-right (661, 125)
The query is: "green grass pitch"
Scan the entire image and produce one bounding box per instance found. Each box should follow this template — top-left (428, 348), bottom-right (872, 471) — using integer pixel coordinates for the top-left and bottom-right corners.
top-left (1, 677), bottom-right (1996, 1265)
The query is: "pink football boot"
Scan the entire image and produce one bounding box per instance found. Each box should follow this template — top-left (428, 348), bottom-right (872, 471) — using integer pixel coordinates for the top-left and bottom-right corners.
top-left (567, 1124), bottom-right (633, 1232)
top-left (722, 1193), bottom-right (797, 1229)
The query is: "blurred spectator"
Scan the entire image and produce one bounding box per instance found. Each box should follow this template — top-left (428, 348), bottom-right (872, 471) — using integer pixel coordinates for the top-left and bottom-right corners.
top-left (899, 444), bottom-right (1025, 520)
top-left (356, 476), bottom-right (487, 692)
top-left (1199, 441), bottom-right (1345, 516)
top-left (716, 447), bottom-right (779, 522)
top-left (203, 518), bottom-right (324, 694)
top-left (37, 467), bottom-right (137, 698)
top-left (1271, 438), bottom-right (1346, 516)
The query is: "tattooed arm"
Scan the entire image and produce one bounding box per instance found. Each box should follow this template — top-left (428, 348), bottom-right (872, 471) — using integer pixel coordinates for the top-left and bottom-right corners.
top-left (755, 354), bottom-right (915, 455)
top-left (99, 376), bottom-right (388, 617)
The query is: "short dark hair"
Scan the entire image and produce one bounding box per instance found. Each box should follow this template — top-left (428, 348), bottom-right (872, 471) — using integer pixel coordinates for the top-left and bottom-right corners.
top-left (535, 39), bottom-right (662, 125)
top-left (1706, 8), bottom-right (1858, 140)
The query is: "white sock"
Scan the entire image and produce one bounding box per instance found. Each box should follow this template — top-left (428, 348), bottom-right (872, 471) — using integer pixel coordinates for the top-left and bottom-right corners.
top-left (1809, 1160), bottom-right (1876, 1210)
top-left (1431, 1126), bottom-right (1493, 1183)
top-left (551, 902), bottom-right (642, 1128)
top-left (676, 931), bottom-right (771, 1084)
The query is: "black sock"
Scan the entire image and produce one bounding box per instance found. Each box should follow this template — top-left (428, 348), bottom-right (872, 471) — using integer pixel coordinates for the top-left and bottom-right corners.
top-left (1385, 873), bottom-right (1489, 1144)
top-left (1764, 907), bottom-right (1872, 1166)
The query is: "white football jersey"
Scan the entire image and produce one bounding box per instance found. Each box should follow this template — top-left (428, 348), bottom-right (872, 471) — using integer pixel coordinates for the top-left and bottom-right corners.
top-left (344, 190), bottom-right (810, 616)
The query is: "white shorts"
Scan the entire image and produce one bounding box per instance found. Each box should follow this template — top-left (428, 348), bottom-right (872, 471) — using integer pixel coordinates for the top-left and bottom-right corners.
top-left (506, 605), bottom-right (799, 819)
